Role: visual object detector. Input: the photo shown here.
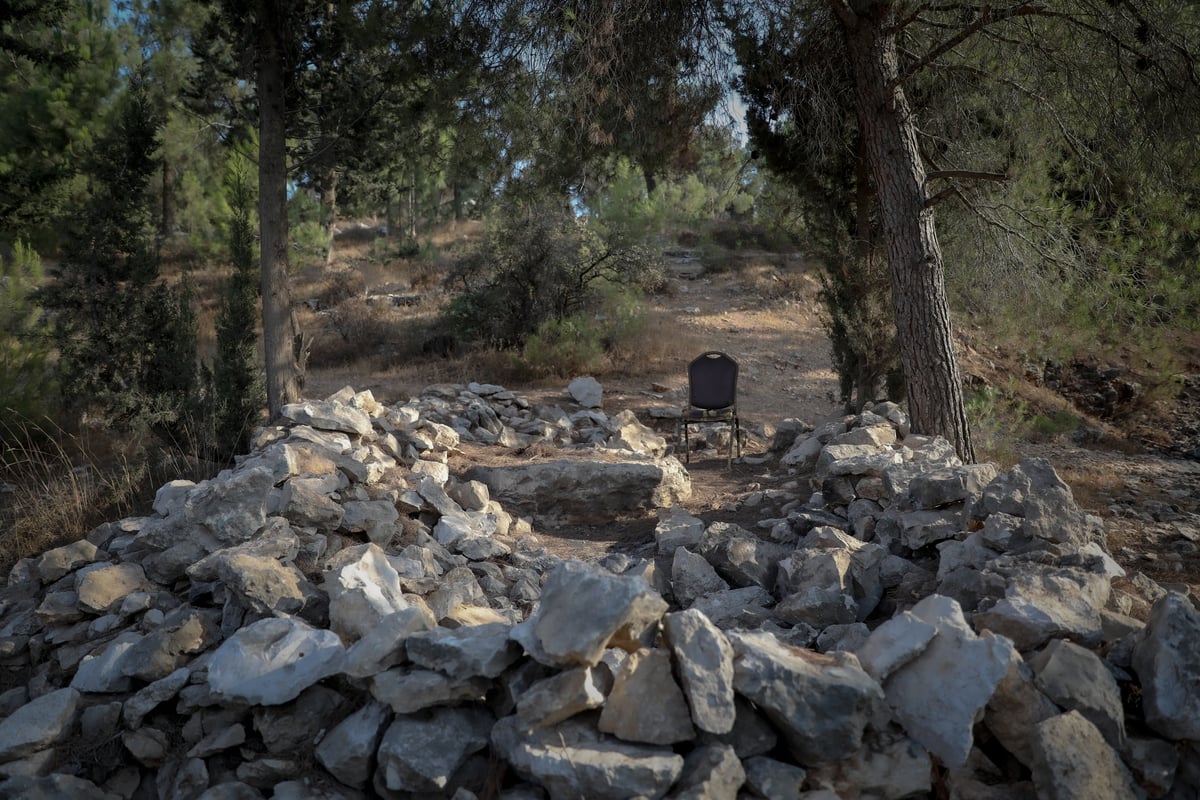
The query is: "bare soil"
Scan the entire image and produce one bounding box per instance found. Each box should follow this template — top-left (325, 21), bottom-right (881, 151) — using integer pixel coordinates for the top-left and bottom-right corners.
top-left (304, 233), bottom-right (1200, 598)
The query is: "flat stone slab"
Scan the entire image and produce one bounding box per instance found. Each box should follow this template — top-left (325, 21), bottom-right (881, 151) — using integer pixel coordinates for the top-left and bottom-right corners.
top-left (466, 456), bottom-right (691, 524)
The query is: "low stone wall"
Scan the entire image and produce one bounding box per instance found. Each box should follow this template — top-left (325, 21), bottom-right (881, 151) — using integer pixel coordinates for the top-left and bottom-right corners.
top-left (0, 385), bottom-right (1195, 798)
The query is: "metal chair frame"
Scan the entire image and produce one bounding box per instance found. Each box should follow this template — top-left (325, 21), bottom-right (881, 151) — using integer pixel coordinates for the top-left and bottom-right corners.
top-left (680, 351), bottom-right (741, 468)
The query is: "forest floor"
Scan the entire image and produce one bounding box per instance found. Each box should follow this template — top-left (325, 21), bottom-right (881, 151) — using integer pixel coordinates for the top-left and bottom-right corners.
top-left (301, 228), bottom-right (1200, 601)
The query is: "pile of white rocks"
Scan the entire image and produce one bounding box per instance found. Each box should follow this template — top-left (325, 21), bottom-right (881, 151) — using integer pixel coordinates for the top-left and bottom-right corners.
top-left (0, 385), bottom-right (1195, 799)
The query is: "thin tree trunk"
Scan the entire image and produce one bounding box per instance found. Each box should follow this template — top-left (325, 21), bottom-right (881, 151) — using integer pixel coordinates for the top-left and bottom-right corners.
top-left (257, 1), bottom-right (301, 419)
top-left (321, 162), bottom-right (337, 265)
top-left (408, 183), bottom-right (417, 239)
top-left (836, 0), bottom-right (975, 461)
top-left (642, 165), bottom-right (658, 196)
top-left (161, 158), bottom-right (175, 237)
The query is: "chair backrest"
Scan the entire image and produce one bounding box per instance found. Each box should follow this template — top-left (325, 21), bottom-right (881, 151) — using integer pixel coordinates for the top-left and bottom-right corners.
top-left (688, 351), bottom-right (738, 410)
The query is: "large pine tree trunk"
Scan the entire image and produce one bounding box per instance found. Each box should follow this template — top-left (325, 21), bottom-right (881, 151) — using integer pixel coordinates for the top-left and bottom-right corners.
top-left (837, 1), bottom-right (975, 461)
top-left (257, 2), bottom-right (302, 419)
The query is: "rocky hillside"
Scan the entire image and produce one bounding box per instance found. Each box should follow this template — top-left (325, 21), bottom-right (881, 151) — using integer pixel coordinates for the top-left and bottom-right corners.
top-left (0, 383), bottom-right (1197, 799)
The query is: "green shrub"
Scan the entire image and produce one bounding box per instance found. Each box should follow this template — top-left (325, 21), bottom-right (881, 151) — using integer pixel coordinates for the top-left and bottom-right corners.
top-left (395, 238), bottom-right (422, 258)
top-left (1028, 410), bottom-right (1080, 441)
top-left (443, 202), bottom-right (662, 349)
top-left (37, 85), bottom-right (201, 435)
top-left (288, 189), bottom-right (331, 268)
top-left (516, 284), bottom-right (649, 377)
top-left (520, 315), bottom-right (606, 377)
top-left (965, 385), bottom-right (1032, 465)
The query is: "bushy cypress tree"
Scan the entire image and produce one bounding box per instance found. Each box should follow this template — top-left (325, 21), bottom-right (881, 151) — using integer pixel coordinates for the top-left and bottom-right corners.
top-left (212, 164), bottom-right (264, 459)
top-left (37, 81), bottom-right (199, 432)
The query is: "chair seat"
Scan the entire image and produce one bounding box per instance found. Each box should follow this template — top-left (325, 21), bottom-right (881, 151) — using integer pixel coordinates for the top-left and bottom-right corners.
top-left (682, 405), bottom-right (736, 421)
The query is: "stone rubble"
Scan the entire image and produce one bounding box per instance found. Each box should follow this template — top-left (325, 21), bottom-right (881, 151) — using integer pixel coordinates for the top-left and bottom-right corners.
top-left (0, 383), bottom-right (1196, 799)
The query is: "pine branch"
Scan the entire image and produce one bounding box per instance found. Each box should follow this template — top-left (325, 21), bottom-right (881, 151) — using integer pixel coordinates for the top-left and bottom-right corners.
top-left (894, 3), bottom-right (1057, 88)
top-left (927, 169), bottom-right (1008, 182)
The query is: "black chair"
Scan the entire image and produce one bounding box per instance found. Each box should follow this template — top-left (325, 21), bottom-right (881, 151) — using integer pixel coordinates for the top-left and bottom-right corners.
top-left (681, 351), bottom-right (741, 467)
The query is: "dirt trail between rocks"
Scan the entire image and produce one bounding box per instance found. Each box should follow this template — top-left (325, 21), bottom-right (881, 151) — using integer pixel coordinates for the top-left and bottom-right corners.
top-left (447, 260), bottom-right (847, 563)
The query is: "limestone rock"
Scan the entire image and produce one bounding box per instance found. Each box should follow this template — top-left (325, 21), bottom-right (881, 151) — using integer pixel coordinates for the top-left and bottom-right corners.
top-left (1132, 591), bottom-right (1200, 741)
top-left (516, 666), bottom-right (606, 728)
top-left (123, 668), bottom-right (190, 728)
top-left (369, 666), bottom-right (490, 714)
top-left (281, 400), bottom-right (372, 437)
top-left (607, 409), bottom-right (668, 458)
top-left (511, 560), bottom-right (668, 667)
top-left (568, 376), bottom-right (603, 408)
top-left (341, 605), bottom-right (436, 679)
top-left (978, 459), bottom-right (1091, 548)
top-left (671, 547), bottom-right (729, 609)
top-left (1029, 639), bottom-right (1126, 748)
top-left (689, 585), bottom-right (774, 630)
top-left (656, 507), bottom-right (705, 556)
top-left (70, 632), bottom-right (142, 693)
top-left (698, 522), bottom-right (791, 589)
top-left (0, 774), bottom-right (116, 798)
top-left (728, 630), bottom-right (884, 764)
top-left (466, 458), bottom-right (691, 524)
top-left (339, 500), bottom-right (399, 545)
top-left (251, 686), bottom-right (345, 756)
top-left (854, 610), bottom-right (937, 682)
top-left (1030, 711), bottom-right (1139, 799)
top-left (982, 642), bottom-right (1060, 768)
top-left (974, 565), bottom-right (1110, 650)
top-left (492, 714), bottom-right (684, 800)
top-left (36, 541), bottom-right (99, 583)
top-left (598, 648), bottom-right (695, 745)
top-left (743, 756), bottom-right (806, 800)
top-left (668, 743), bottom-right (745, 799)
top-left (207, 617), bottom-right (345, 706)
top-left (810, 729), bottom-right (932, 800)
top-left (375, 705), bottom-right (493, 793)
top-left (120, 610), bottom-right (219, 682)
top-left (405, 622), bottom-right (522, 679)
top-left (75, 563), bottom-right (155, 614)
top-left (882, 595), bottom-right (1013, 768)
top-left (200, 553), bottom-right (310, 616)
top-left (908, 464), bottom-right (999, 510)
top-left (314, 701), bottom-right (391, 789)
top-left (136, 466), bottom-right (274, 553)
top-left (664, 610), bottom-right (736, 735)
top-left (279, 479), bottom-right (345, 530)
top-left (325, 544), bottom-right (410, 643)
top-left (0, 687), bottom-right (79, 763)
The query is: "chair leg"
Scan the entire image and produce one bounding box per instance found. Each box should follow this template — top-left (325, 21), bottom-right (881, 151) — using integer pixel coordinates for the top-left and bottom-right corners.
top-left (683, 422), bottom-right (690, 463)
top-left (727, 421), bottom-right (733, 470)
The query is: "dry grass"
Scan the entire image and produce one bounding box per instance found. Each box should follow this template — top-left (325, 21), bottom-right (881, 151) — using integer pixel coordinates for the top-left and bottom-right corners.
top-left (603, 309), bottom-right (704, 379)
top-left (1054, 464), bottom-right (1129, 514)
top-left (0, 423), bottom-right (148, 574)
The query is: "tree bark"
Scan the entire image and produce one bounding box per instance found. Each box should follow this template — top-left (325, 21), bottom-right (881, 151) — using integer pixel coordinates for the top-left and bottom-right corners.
top-left (160, 158), bottom-right (175, 237)
top-left (642, 164), bottom-right (658, 197)
top-left (256, 0), bottom-right (302, 420)
top-left (835, 0), bottom-right (975, 461)
top-left (319, 159), bottom-right (337, 265)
